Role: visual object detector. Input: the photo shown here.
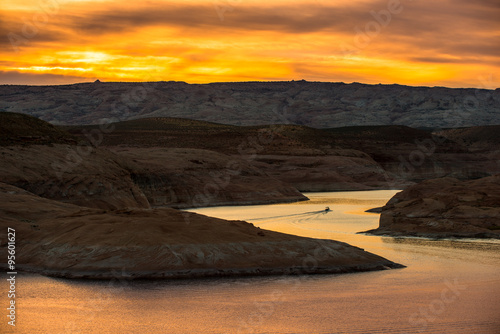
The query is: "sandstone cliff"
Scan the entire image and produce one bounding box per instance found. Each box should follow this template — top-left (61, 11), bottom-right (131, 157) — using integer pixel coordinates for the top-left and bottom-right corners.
top-left (364, 175), bottom-right (500, 239)
top-left (0, 113), bottom-right (306, 209)
top-left (0, 183), bottom-right (403, 279)
top-left (66, 117), bottom-right (498, 190)
top-left (0, 144), bottom-right (151, 210)
top-left (110, 147), bottom-right (307, 208)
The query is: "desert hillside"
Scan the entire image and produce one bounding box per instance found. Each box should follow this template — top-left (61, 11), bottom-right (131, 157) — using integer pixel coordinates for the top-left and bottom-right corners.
top-left (436, 125), bottom-right (500, 154)
top-left (1, 81), bottom-right (498, 128)
top-left (0, 112), bottom-right (405, 278)
top-left (0, 181), bottom-right (403, 279)
top-left (0, 112), bottom-right (78, 146)
top-left (66, 117), bottom-right (500, 189)
top-left (0, 113), bottom-right (306, 209)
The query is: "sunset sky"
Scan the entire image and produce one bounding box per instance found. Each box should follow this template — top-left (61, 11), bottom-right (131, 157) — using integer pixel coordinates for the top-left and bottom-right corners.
top-left (1, 0), bottom-right (499, 88)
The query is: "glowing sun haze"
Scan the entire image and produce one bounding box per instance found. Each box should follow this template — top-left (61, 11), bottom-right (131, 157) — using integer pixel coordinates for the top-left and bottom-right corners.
top-left (1, 0), bottom-right (499, 87)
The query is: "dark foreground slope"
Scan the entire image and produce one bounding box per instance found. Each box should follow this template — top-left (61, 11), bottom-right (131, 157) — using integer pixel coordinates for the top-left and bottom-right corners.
top-left (0, 182), bottom-right (403, 279)
top-left (363, 175), bottom-right (500, 239)
top-left (0, 113), bottom-right (403, 278)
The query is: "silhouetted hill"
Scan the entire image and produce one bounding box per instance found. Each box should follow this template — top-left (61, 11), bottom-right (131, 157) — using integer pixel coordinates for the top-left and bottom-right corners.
top-left (0, 112), bottom-right (77, 146)
top-left (65, 118), bottom-right (462, 156)
top-left (436, 126), bottom-right (500, 152)
top-left (64, 118), bottom-right (328, 155)
top-left (65, 117), bottom-right (499, 188)
top-left (323, 125), bottom-right (433, 142)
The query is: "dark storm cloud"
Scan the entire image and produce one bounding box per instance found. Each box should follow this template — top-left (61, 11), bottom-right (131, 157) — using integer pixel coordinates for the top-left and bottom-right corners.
top-left (66, 4), bottom-right (359, 35)
top-left (54, 0), bottom-right (499, 60)
top-left (0, 13), bottom-right (69, 51)
top-left (63, 0), bottom-right (500, 35)
top-left (3, 0), bottom-right (499, 58)
top-left (2, 0), bottom-right (499, 86)
top-left (0, 71), bottom-right (92, 85)
top-left (411, 57), bottom-right (481, 64)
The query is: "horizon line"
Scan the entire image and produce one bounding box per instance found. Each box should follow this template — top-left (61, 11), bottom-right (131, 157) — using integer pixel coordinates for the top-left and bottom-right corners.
top-left (0, 79), bottom-right (498, 91)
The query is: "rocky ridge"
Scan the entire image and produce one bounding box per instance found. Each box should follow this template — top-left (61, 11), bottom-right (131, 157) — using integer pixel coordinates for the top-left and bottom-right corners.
top-left (364, 175), bottom-right (500, 239)
top-left (111, 147), bottom-right (307, 208)
top-left (0, 113), bottom-right (306, 210)
top-left (1, 81), bottom-right (498, 128)
top-left (66, 117), bottom-right (500, 190)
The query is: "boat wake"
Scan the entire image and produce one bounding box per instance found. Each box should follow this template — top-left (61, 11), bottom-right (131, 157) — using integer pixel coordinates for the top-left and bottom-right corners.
top-left (246, 208), bottom-right (330, 223)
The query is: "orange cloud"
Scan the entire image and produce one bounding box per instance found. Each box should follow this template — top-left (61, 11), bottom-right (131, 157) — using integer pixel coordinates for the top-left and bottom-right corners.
top-left (0, 0), bottom-right (499, 87)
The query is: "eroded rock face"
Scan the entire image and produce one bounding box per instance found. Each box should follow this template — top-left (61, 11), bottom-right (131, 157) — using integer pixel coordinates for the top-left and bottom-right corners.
top-left (66, 118), bottom-right (499, 189)
top-left (364, 175), bottom-right (500, 238)
top-left (1, 81), bottom-right (498, 128)
top-left (109, 147), bottom-right (307, 208)
top-left (436, 125), bottom-right (500, 153)
top-left (251, 154), bottom-right (397, 191)
top-left (0, 144), bottom-right (151, 210)
top-left (0, 183), bottom-right (403, 279)
top-left (0, 144), bottom-right (307, 210)
top-left (0, 113), bottom-right (307, 209)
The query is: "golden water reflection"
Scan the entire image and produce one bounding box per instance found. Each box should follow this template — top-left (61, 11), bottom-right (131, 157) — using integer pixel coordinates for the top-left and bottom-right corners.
top-left (6, 190), bottom-right (500, 334)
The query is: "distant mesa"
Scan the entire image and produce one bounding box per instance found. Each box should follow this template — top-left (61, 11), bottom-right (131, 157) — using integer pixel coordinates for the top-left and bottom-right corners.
top-left (1, 81), bottom-right (498, 128)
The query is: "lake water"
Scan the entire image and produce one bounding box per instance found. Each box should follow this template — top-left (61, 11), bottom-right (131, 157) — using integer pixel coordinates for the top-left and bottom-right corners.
top-left (4, 191), bottom-right (500, 333)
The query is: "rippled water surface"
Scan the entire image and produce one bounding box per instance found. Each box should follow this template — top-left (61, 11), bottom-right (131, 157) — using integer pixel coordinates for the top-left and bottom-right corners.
top-left (5, 191), bottom-right (500, 333)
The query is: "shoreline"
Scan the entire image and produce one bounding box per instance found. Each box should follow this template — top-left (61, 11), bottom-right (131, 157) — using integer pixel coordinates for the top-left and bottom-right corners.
top-left (177, 189), bottom-right (403, 211)
top-left (15, 261), bottom-right (405, 280)
top-left (7, 238), bottom-right (405, 280)
top-left (359, 229), bottom-right (500, 240)
top-left (0, 182), bottom-right (405, 282)
top-left (168, 196), bottom-right (310, 210)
